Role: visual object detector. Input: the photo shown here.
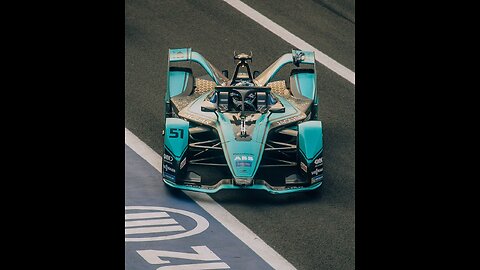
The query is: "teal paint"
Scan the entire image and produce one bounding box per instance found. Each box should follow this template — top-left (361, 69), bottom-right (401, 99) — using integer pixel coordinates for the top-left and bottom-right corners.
top-left (298, 121), bottom-right (323, 162)
top-left (168, 48), bottom-right (224, 84)
top-left (168, 71), bottom-right (189, 98)
top-left (164, 118), bottom-right (189, 160)
top-left (163, 179), bottom-right (322, 194)
top-left (295, 72), bottom-right (316, 100)
top-left (256, 50), bottom-right (315, 86)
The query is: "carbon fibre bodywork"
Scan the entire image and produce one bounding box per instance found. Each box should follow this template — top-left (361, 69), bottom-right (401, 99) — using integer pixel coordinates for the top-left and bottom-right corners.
top-left (162, 48), bottom-right (324, 194)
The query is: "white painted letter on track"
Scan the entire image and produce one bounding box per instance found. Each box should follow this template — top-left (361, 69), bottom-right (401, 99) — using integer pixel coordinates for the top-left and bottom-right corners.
top-left (156, 262), bottom-right (230, 269)
top-left (137, 246), bottom-right (230, 269)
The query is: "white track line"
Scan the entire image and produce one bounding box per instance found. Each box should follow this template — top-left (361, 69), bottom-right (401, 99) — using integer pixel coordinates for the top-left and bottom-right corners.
top-left (223, 0), bottom-right (355, 85)
top-left (125, 128), bottom-right (163, 173)
top-left (184, 191), bottom-right (296, 270)
top-left (125, 128), bottom-right (297, 270)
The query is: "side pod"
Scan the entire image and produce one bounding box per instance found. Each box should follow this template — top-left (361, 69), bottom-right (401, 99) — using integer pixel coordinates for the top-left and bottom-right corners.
top-left (297, 121), bottom-right (324, 184)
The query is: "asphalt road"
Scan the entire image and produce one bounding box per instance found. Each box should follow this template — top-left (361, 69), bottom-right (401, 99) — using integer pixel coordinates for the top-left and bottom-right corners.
top-left (125, 0), bottom-right (355, 269)
top-left (125, 145), bottom-right (275, 270)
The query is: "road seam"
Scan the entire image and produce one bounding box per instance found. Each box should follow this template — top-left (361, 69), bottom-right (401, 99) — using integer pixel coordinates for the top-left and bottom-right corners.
top-left (223, 0), bottom-right (355, 85)
top-left (125, 127), bottom-right (297, 270)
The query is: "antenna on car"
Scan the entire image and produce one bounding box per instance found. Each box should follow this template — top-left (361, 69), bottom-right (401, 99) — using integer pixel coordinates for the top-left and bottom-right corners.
top-left (234, 51), bottom-right (253, 63)
top-left (231, 51), bottom-right (254, 85)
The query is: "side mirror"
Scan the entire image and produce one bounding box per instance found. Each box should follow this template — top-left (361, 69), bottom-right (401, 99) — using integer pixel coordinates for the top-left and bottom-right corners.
top-left (269, 102), bottom-right (285, 113)
top-left (201, 100), bottom-right (217, 112)
top-left (253, 70), bottom-right (260, 78)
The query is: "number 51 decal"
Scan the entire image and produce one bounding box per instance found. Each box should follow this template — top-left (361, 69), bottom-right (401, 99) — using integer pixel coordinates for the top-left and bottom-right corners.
top-left (169, 128), bottom-right (184, 139)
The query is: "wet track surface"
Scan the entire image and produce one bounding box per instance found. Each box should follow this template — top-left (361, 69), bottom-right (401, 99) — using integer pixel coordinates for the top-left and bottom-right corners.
top-left (125, 1), bottom-right (354, 269)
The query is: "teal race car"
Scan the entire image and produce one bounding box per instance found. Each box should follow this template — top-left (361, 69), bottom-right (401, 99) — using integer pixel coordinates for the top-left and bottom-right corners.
top-left (162, 48), bottom-right (324, 194)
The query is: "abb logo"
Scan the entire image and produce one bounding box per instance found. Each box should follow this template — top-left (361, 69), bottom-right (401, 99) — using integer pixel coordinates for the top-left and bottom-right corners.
top-left (234, 155), bottom-right (253, 161)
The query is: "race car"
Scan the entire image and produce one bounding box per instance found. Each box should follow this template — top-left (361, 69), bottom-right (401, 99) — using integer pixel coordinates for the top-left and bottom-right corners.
top-left (162, 48), bottom-right (324, 194)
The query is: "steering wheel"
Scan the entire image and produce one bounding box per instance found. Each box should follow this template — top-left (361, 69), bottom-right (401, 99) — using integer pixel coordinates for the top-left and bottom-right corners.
top-left (230, 91), bottom-right (243, 111)
top-left (244, 92), bottom-right (257, 111)
top-left (230, 91), bottom-right (257, 111)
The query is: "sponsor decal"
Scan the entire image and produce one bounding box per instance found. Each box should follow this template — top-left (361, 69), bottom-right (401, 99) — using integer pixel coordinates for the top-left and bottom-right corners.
top-left (163, 164), bottom-right (176, 174)
top-left (172, 51), bottom-right (184, 59)
top-left (185, 184), bottom-right (202, 188)
top-left (236, 161), bottom-right (252, 167)
top-left (234, 155), bottom-right (254, 161)
top-left (311, 167), bottom-right (323, 176)
top-left (312, 175), bottom-right (324, 182)
top-left (275, 115), bottom-right (304, 126)
top-left (300, 162), bottom-right (307, 173)
top-left (180, 158), bottom-right (187, 169)
top-left (163, 153), bottom-right (174, 163)
top-left (286, 185), bottom-right (304, 190)
top-left (314, 157), bottom-right (323, 165)
top-left (163, 172), bottom-right (176, 181)
top-left (182, 113), bottom-right (214, 126)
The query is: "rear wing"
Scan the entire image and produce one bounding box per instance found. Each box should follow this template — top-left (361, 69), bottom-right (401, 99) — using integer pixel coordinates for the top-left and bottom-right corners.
top-left (168, 48), bottom-right (228, 85)
top-left (255, 50), bottom-right (315, 86)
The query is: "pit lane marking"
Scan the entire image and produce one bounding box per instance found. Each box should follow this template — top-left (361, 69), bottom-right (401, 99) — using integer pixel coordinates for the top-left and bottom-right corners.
top-left (125, 206), bottom-right (209, 242)
top-left (126, 226), bottom-right (186, 235)
top-left (125, 128), bottom-right (297, 269)
top-left (126, 212), bottom-right (170, 220)
top-left (125, 218), bottom-right (178, 227)
top-left (223, 0), bottom-right (355, 85)
top-left (139, 246), bottom-right (220, 264)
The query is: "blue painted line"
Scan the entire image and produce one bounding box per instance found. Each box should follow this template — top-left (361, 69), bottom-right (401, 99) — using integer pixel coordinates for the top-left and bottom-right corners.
top-left (125, 145), bottom-right (274, 270)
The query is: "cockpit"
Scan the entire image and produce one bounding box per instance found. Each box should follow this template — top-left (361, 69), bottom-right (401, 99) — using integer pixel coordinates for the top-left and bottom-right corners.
top-left (206, 87), bottom-right (278, 113)
top-left (201, 52), bottom-right (285, 114)
top-left (229, 90), bottom-right (260, 112)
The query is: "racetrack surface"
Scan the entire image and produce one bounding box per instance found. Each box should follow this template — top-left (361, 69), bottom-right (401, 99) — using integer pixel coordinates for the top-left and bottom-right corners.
top-left (125, 1), bottom-right (354, 269)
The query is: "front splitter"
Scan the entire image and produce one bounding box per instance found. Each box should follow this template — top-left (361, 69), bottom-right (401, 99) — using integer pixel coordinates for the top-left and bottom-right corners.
top-left (163, 178), bottom-right (323, 194)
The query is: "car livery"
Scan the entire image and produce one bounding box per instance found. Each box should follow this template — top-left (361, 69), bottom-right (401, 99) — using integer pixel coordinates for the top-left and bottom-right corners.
top-left (162, 48), bottom-right (324, 194)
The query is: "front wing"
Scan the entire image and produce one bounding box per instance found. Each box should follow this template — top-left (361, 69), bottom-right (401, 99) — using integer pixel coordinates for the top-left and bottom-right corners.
top-left (163, 177), bottom-right (323, 194)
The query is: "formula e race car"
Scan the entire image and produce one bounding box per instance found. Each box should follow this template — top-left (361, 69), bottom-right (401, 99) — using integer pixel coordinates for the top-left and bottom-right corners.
top-left (162, 48), bottom-right (324, 194)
